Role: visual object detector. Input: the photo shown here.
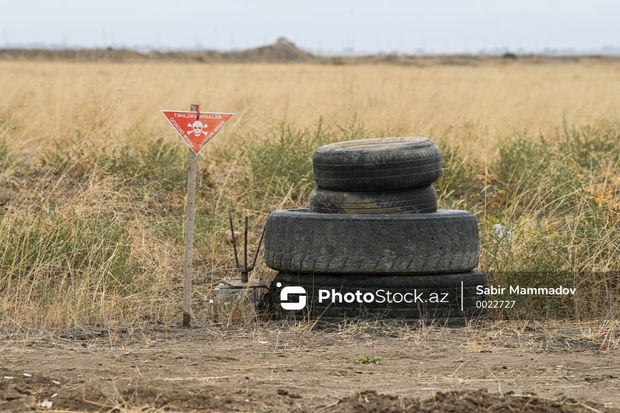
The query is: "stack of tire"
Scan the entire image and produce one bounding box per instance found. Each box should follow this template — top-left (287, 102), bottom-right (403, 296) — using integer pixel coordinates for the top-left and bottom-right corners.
top-left (263, 137), bottom-right (486, 323)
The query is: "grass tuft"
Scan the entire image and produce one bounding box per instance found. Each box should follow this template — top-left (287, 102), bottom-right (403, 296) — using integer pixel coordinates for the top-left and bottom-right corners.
top-left (0, 207), bottom-right (145, 327)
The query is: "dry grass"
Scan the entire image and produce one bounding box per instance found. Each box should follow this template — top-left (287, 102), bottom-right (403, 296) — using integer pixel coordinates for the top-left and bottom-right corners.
top-left (1, 319), bottom-right (616, 354)
top-left (1, 60), bottom-right (619, 158)
top-left (0, 60), bottom-right (618, 329)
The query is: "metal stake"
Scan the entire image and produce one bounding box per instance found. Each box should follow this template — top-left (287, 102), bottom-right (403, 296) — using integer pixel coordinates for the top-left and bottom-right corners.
top-left (243, 217), bottom-right (249, 282)
top-left (228, 213), bottom-right (266, 283)
top-left (182, 103), bottom-right (200, 327)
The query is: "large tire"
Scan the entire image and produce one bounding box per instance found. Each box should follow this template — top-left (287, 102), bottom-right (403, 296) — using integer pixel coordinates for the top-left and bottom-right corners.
top-left (309, 185), bottom-right (437, 214)
top-left (274, 271), bottom-right (487, 289)
top-left (312, 137), bottom-right (442, 191)
top-left (264, 209), bottom-right (479, 274)
top-left (266, 272), bottom-right (487, 322)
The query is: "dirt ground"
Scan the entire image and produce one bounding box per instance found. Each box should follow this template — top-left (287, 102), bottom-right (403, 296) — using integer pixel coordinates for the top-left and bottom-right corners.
top-left (1, 321), bottom-right (618, 412)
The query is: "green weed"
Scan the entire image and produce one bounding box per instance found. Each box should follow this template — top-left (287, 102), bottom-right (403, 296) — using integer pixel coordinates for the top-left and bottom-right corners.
top-left (354, 356), bottom-right (383, 365)
top-left (478, 124), bottom-right (619, 318)
top-left (97, 137), bottom-right (186, 190)
top-left (435, 143), bottom-right (479, 208)
top-left (0, 210), bottom-right (139, 291)
top-left (238, 119), bottom-right (369, 210)
top-left (47, 136), bottom-right (186, 191)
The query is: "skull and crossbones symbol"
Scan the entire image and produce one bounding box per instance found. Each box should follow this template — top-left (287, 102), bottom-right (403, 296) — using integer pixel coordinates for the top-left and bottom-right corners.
top-left (187, 120), bottom-right (208, 137)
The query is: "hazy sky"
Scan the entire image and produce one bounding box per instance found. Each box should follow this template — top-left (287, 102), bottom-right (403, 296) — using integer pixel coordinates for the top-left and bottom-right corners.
top-left (1, 0), bottom-right (618, 53)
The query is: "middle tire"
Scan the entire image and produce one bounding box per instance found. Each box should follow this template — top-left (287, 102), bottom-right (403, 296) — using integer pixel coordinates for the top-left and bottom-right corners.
top-left (264, 209), bottom-right (479, 274)
top-left (309, 185), bottom-right (438, 214)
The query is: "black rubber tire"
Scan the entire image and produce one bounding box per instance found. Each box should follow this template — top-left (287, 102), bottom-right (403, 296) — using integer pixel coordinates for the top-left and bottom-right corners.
top-left (266, 271), bottom-right (487, 321)
top-left (312, 137), bottom-right (442, 191)
top-left (275, 271), bottom-right (487, 289)
top-left (309, 185), bottom-right (437, 214)
top-left (264, 209), bottom-right (479, 274)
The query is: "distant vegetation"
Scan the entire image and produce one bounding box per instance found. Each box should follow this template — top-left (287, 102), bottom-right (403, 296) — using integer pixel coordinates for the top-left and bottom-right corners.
top-left (2, 37), bottom-right (619, 64)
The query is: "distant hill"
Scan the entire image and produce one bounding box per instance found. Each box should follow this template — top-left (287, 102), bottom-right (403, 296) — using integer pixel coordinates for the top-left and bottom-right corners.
top-left (232, 37), bottom-right (314, 62)
top-left (1, 37), bottom-right (618, 64)
top-left (0, 37), bottom-right (315, 63)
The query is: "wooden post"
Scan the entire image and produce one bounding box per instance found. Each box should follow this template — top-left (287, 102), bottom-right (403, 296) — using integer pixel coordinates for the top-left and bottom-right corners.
top-left (183, 104), bottom-right (199, 327)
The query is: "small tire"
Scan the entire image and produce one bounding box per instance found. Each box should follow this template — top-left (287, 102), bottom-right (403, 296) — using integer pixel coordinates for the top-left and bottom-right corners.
top-left (312, 137), bottom-right (442, 191)
top-left (268, 271), bottom-right (487, 321)
top-left (309, 185), bottom-right (437, 214)
top-left (264, 209), bottom-right (479, 274)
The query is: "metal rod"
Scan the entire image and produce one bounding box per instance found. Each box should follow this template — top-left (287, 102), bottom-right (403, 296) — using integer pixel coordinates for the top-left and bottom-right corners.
top-left (227, 213), bottom-right (265, 282)
top-left (250, 224), bottom-right (266, 273)
top-left (228, 211), bottom-right (240, 269)
top-left (191, 104), bottom-right (200, 119)
top-left (242, 216), bottom-right (249, 283)
top-left (183, 148), bottom-right (197, 327)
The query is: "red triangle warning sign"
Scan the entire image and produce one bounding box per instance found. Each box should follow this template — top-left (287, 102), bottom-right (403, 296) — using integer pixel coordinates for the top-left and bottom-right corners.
top-left (161, 110), bottom-right (233, 155)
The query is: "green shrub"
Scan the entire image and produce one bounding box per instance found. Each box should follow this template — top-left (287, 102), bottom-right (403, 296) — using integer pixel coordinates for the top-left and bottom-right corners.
top-left (47, 137), bottom-right (187, 192)
top-left (479, 124), bottom-right (619, 318)
top-left (96, 138), bottom-right (186, 190)
top-left (0, 211), bottom-right (140, 293)
top-left (435, 143), bottom-right (479, 208)
top-left (560, 123), bottom-right (619, 169)
top-left (240, 120), bottom-right (369, 210)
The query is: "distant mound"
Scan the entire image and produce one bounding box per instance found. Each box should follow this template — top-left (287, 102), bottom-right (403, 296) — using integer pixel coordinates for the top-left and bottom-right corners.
top-left (231, 37), bottom-right (314, 62)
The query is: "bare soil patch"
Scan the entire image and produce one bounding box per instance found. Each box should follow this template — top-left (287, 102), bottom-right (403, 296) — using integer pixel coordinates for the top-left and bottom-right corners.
top-left (332, 389), bottom-right (618, 413)
top-left (1, 321), bottom-right (618, 412)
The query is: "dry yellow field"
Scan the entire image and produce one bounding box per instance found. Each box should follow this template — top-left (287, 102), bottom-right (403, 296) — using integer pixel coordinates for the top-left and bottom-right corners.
top-left (0, 60), bottom-right (618, 328)
top-left (1, 60), bottom-right (619, 158)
